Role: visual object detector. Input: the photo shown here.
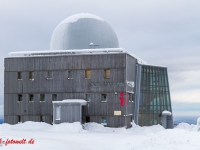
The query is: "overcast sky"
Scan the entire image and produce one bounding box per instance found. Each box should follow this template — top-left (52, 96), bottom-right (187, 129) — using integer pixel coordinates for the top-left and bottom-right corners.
top-left (0, 0), bottom-right (200, 119)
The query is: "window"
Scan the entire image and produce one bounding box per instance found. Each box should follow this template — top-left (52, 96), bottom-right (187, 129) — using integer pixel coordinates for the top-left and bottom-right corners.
top-left (55, 106), bottom-right (60, 120)
top-left (102, 117), bottom-right (107, 125)
top-left (85, 94), bottom-right (90, 101)
top-left (104, 69), bottom-right (110, 79)
top-left (47, 71), bottom-right (52, 79)
top-left (68, 71), bottom-right (73, 79)
top-left (29, 71), bottom-right (34, 80)
top-left (18, 72), bottom-right (22, 80)
top-left (18, 94), bottom-right (22, 102)
top-left (52, 94), bottom-right (57, 101)
top-left (40, 94), bottom-right (45, 102)
top-left (85, 70), bottom-right (91, 79)
top-left (18, 115), bottom-right (22, 123)
top-left (29, 94), bottom-right (34, 102)
top-left (101, 94), bottom-right (107, 102)
top-left (40, 116), bottom-right (45, 122)
top-left (128, 93), bottom-right (133, 102)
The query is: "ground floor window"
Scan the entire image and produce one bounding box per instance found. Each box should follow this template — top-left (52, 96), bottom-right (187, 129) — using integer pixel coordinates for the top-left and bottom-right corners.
top-left (102, 117), bottom-right (107, 125)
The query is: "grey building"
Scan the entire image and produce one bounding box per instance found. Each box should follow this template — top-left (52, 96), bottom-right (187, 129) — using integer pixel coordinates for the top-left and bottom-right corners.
top-left (4, 13), bottom-right (173, 128)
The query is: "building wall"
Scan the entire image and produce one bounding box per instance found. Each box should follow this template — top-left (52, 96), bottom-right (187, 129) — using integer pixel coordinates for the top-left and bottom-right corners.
top-left (4, 53), bottom-right (137, 127)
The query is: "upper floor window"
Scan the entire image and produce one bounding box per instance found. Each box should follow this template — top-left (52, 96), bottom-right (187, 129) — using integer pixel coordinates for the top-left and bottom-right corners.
top-left (104, 69), bottom-right (110, 79)
top-left (29, 94), bottom-right (34, 102)
top-left (52, 94), bottom-right (57, 101)
top-left (85, 70), bottom-right (91, 79)
top-left (101, 94), bottom-right (107, 102)
top-left (18, 94), bottom-right (22, 102)
top-left (128, 93), bottom-right (133, 102)
top-left (40, 94), bottom-right (45, 102)
top-left (29, 71), bottom-right (34, 80)
top-left (47, 71), bottom-right (52, 79)
top-left (18, 72), bottom-right (22, 80)
top-left (68, 71), bottom-right (73, 79)
top-left (85, 94), bottom-right (90, 102)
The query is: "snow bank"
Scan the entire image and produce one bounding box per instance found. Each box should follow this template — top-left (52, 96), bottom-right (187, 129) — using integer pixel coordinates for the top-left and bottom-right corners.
top-left (129, 121), bottom-right (165, 135)
top-left (175, 117), bottom-right (200, 131)
top-left (0, 121), bottom-right (84, 133)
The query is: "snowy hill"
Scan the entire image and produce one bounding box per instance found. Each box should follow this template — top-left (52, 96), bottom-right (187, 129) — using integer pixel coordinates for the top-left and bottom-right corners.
top-left (0, 119), bottom-right (199, 149)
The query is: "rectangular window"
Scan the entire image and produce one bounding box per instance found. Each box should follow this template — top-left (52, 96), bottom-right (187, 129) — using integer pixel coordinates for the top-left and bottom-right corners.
top-left (85, 94), bottom-right (90, 101)
top-left (102, 117), bottom-right (107, 125)
top-left (18, 72), bottom-right (22, 80)
top-left (18, 94), bottom-right (22, 102)
top-left (40, 116), bottom-right (45, 122)
top-left (29, 94), bottom-right (34, 102)
top-left (101, 94), bottom-right (107, 102)
top-left (29, 71), bottom-right (34, 80)
top-left (55, 106), bottom-right (60, 120)
top-left (68, 71), bottom-right (73, 79)
top-left (104, 69), bottom-right (110, 79)
top-left (47, 71), bottom-right (52, 79)
top-left (40, 94), bottom-right (45, 102)
top-left (52, 94), bottom-right (57, 101)
top-left (128, 93), bottom-right (133, 102)
top-left (85, 70), bottom-right (91, 79)
top-left (18, 115), bottom-right (22, 123)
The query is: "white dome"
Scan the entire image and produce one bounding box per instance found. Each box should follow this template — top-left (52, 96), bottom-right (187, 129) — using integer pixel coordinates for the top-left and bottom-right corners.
top-left (50, 13), bottom-right (119, 50)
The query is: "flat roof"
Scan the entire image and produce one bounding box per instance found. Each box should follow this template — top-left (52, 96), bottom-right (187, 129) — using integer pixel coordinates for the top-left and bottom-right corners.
top-left (7, 48), bottom-right (147, 65)
top-left (53, 99), bottom-right (87, 106)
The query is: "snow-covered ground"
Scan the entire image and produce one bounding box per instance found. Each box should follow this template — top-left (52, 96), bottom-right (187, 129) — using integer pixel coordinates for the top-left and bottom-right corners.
top-left (0, 119), bottom-right (199, 150)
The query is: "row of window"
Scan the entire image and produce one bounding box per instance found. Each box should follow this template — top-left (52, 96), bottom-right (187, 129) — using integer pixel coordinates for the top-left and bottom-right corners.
top-left (17, 69), bottom-right (111, 80)
top-left (17, 115), bottom-right (107, 124)
top-left (17, 93), bottom-right (108, 102)
top-left (18, 94), bottom-right (57, 102)
top-left (18, 115), bottom-right (47, 123)
top-left (17, 93), bottom-right (133, 103)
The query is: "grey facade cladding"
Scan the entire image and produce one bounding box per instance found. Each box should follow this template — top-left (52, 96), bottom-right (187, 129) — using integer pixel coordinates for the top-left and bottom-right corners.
top-left (4, 53), bottom-right (136, 127)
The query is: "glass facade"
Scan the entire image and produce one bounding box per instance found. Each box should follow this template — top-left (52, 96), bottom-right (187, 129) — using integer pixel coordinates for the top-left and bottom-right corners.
top-left (138, 65), bottom-right (172, 126)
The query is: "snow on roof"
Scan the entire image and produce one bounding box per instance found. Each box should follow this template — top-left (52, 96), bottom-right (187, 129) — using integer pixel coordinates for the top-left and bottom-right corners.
top-left (59, 13), bottom-right (105, 24)
top-left (162, 110), bottom-right (172, 116)
top-left (53, 99), bottom-right (87, 106)
top-left (7, 48), bottom-right (147, 64)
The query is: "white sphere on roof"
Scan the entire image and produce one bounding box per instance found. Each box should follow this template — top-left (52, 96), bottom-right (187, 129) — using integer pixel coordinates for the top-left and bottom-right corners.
top-left (50, 13), bottom-right (119, 50)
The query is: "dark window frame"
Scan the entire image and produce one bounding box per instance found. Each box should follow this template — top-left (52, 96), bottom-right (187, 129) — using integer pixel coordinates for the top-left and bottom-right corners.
top-left (29, 71), bottom-right (34, 80)
top-left (29, 94), bottom-right (34, 102)
top-left (52, 94), bottom-right (57, 101)
top-left (68, 70), bottom-right (73, 79)
top-left (17, 72), bottom-right (22, 80)
top-left (40, 94), bottom-right (45, 102)
top-left (101, 93), bottom-right (107, 102)
top-left (47, 71), bottom-right (53, 79)
top-left (85, 93), bottom-right (90, 102)
top-left (18, 94), bottom-right (22, 102)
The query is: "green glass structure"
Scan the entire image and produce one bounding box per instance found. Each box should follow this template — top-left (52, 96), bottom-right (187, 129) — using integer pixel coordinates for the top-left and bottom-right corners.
top-left (138, 65), bottom-right (172, 126)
